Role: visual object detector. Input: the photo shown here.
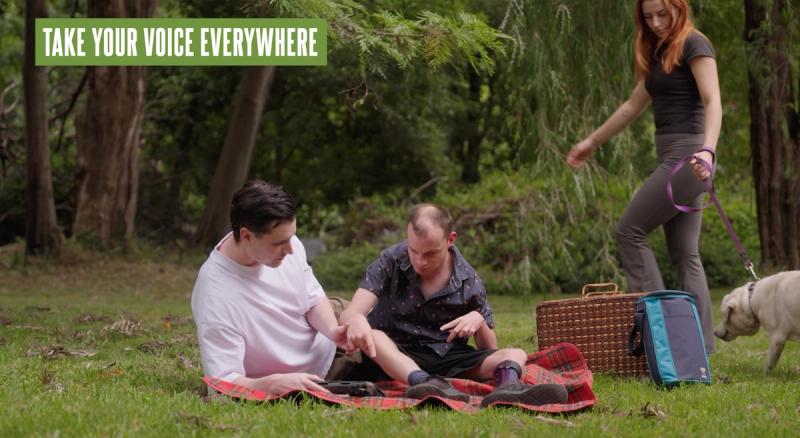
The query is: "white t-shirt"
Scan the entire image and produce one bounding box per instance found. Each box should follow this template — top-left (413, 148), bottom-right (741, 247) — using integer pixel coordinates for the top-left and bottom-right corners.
top-left (191, 233), bottom-right (336, 382)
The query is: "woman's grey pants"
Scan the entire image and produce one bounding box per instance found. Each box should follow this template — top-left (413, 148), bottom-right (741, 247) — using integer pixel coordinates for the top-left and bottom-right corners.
top-left (616, 133), bottom-right (715, 353)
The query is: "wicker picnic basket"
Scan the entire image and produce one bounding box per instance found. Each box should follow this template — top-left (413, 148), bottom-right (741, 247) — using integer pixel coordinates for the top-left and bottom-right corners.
top-left (535, 283), bottom-right (647, 376)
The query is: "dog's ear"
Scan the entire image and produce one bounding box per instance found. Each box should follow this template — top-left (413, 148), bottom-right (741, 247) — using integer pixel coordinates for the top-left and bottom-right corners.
top-left (721, 301), bottom-right (735, 321)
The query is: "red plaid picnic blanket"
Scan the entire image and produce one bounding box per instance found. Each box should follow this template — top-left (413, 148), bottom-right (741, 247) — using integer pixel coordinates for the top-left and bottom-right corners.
top-left (205, 342), bottom-right (595, 414)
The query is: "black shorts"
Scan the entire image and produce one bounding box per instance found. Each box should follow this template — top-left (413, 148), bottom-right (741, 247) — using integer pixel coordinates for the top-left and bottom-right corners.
top-left (346, 343), bottom-right (496, 381)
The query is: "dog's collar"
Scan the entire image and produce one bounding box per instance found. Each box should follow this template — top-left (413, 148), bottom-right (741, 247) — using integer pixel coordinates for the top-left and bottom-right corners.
top-left (747, 281), bottom-right (759, 324)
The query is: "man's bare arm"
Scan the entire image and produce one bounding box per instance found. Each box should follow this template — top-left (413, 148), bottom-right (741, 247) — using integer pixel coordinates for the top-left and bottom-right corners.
top-left (339, 288), bottom-right (379, 357)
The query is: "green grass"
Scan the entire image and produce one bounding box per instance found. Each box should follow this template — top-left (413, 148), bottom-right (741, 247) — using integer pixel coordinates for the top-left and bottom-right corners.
top-left (1, 247), bottom-right (799, 437)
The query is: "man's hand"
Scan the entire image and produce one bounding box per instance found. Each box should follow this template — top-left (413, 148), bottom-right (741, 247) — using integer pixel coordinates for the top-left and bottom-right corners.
top-left (346, 314), bottom-right (376, 358)
top-left (237, 373), bottom-right (328, 396)
top-left (331, 323), bottom-right (348, 347)
top-left (440, 311), bottom-right (486, 342)
top-left (331, 324), bottom-right (358, 354)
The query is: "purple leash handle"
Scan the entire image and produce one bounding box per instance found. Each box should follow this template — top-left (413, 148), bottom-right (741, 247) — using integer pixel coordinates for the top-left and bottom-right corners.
top-left (666, 148), bottom-right (715, 213)
top-left (666, 148), bottom-right (759, 281)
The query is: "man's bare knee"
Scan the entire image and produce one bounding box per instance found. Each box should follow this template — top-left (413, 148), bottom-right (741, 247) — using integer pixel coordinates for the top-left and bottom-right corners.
top-left (495, 348), bottom-right (528, 364)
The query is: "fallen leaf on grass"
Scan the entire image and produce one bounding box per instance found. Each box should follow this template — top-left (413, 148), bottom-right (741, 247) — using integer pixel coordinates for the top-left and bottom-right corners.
top-left (172, 334), bottom-right (198, 346)
top-left (138, 340), bottom-right (169, 354)
top-left (46, 382), bottom-right (65, 393)
top-left (176, 352), bottom-right (196, 369)
top-left (640, 402), bottom-right (667, 419)
top-left (1, 318), bottom-right (11, 325)
top-left (532, 415), bottom-right (576, 428)
top-left (714, 372), bottom-right (732, 384)
top-left (69, 349), bottom-right (97, 357)
top-left (42, 346), bottom-right (70, 359)
top-left (102, 319), bottom-right (145, 336)
top-left (201, 393), bottom-right (229, 403)
top-left (102, 366), bottom-right (124, 377)
top-left (746, 404), bottom-right (779, 420)
top-left (27, 345), bottom-right (97, 359)
top-left (0, 338), bottom-right (6, 346)
top-left (76, 314), bottom-right (112, 324)
top-left (509, 416), bottom-right (575, 429)
top-left (746, 403), bottom-right (763, 412)
top-left (72, 329), bottom-right (95, 342)
top-left (40, 368), bottom-right (65, 393)
top-left (40, 366), bottom-right (54, 385)
top-left (405, 410), bottom-right (429, 424)
top-left (175, 413), bottom-right (209, 428)
top-left (769, 407), bottom-right (779, 422)
top-left (162, 315), bottom-right (193, 328)
top-left (11, 325), bottom-right (45, 330)
top-left (594, 404), bottom-right (631, 417)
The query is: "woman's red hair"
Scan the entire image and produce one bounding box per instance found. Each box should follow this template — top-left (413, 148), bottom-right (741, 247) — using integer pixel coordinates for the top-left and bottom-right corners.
top-left (634, 0), bottom-right (698, 80)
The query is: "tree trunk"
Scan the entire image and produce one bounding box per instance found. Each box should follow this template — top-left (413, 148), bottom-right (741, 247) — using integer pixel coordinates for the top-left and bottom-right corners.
top-left (24, 0), bottom-right (63, 255)
top-left (461, 68), bottom-right (483, 183)
top-left (73, 0), bottom-right (157, 247)
top-left (744, 0), bottom-right (800, 270)
top-left (194, 66), bottom-right (277, 246)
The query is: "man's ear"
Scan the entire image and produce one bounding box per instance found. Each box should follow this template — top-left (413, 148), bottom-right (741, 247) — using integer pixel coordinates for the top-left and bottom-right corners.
top-left (240, 227), bottom-right (252, 241)
top-left (447, 231), bottom-right (457, 247)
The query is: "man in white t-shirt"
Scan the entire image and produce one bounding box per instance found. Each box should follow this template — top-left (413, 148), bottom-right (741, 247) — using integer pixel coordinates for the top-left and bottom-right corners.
top-left (191, 180), bottom-right (347, 395)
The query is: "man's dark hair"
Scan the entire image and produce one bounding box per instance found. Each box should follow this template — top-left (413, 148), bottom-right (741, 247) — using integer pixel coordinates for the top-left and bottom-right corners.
top-left (407, 203), bottom-right (453, 237)
top-left (230, 180), bottom-right (296, 243)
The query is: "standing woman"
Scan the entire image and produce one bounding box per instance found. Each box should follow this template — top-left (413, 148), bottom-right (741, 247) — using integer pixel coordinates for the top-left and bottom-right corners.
top-left (566, 0), bottom-right (721, 353)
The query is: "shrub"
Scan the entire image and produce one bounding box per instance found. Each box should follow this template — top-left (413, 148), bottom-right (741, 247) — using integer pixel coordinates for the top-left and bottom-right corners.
top-left (311, 242), bottom-right (383, 292)
top-left (314, 166), bottom-right (759, 296)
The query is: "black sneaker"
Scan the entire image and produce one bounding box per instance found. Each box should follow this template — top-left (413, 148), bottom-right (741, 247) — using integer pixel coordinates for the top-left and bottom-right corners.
top-left (480, 383), bottom-right (568, 408)
top-left (404, 376), bottom-right (471, 402)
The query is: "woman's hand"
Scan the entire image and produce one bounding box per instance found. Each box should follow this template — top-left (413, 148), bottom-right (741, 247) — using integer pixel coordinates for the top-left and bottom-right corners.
top-left (566, 138), bottom-right (598, 169)
top-left (690, 150), bottom-right (715, 181)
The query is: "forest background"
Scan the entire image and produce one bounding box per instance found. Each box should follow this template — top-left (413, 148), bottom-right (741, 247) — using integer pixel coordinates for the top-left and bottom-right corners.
top-left (2, 0), bottom-right (798, 295)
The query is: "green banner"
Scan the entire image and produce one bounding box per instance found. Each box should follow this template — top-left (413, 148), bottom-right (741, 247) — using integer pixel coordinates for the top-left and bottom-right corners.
top-left (35, 18), bottom-right (327, 66)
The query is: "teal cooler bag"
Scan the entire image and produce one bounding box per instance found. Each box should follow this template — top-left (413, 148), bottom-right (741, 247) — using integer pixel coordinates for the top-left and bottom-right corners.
top-left (627, 291), bottom-right (712, 386)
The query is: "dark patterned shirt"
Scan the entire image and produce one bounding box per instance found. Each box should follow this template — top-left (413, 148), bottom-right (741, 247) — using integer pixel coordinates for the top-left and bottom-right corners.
top-left (359, 241), bottom-right (494, 357)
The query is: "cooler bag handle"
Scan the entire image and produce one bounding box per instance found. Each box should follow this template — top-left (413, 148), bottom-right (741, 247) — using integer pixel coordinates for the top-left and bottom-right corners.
top-left (627, 309), bottom-right (645, 357)
top-left (581, 283), bottom-right (621, 298)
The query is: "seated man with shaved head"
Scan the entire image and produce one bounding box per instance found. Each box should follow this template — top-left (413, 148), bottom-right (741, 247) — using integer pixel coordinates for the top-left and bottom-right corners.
top-left (339, 204), bottom-right (567, 407)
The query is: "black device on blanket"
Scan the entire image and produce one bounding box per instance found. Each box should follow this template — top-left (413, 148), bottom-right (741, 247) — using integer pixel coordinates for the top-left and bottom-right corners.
top-left (319, 380), bottom-right (384, 397)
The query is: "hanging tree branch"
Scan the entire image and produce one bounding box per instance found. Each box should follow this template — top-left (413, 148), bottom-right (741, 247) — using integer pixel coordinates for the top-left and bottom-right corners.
top-left (55, 68), bottom-right (88, 152)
